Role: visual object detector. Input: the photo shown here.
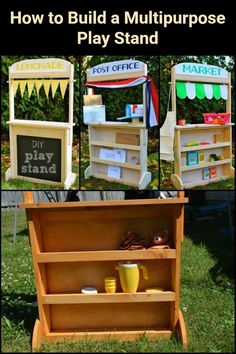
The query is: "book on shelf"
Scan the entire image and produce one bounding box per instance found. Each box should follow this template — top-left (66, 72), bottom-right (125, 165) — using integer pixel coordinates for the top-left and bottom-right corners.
top-left (181, 153), bottom-right (187, 166)
top-left (198, 152), bottom-right (206, 163)
top-left (202, 168), bottom-right (210, 180)
top-left (187, 152), bottom-right (198, 166)
top-left (210, 167), bottom-right (217, 179)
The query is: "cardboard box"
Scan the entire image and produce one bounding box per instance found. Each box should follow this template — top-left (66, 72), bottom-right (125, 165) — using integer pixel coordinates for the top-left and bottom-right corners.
top-left (83, 105), bottom-right (106, 124)
top-left (83, 95), bottom-right (102, 106)
top-left (116, 133), bottom-right (140, 146)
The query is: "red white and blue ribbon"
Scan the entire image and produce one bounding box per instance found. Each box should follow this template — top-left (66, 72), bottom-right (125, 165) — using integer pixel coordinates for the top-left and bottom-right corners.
top-left (86, 76), bottom-right (159, 128)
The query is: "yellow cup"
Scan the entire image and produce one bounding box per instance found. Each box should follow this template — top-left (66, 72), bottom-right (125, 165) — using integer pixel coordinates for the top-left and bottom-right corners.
top-left (104, 277), bottom-right (117, 293)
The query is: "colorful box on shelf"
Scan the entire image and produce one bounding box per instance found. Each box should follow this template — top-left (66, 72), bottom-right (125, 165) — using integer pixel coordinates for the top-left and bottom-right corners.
top-left (210, 167), bottom-right (217, 179)
top-left (202, 112), bottom-right (230, 125)
top-left (202, 168), bottom-right (210, 180)
top-left (187, 152), bottom-right (198, 166)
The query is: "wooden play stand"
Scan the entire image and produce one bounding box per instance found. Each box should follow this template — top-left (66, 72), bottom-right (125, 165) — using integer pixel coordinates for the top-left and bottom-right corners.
top-left (170, 62), bottom-right (234, 189)
top-left (84, 59), bottom-right (154, 189)
top-left (5, 58), bottom-right (76, 189)
top-left (20, 191), bottom-right (188, 350)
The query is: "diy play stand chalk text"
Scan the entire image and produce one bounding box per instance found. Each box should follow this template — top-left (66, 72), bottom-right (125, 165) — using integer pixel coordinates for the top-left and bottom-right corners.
top-left (17, 135), bottom-right (61, 182)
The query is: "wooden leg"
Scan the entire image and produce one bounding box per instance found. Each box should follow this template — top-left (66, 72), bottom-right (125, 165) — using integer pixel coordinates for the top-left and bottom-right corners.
top-left (176, 310), bottom-right (187, 348)
top-left (171, 174), bottom-right (183, 190)
top-left (32, 319), bottom-right (43, 351)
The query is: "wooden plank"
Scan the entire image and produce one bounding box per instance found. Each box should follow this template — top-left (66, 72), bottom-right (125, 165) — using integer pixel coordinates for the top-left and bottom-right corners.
top-left (116, 132), bottom-right (140, 146)
top-left (181, 142), bottom-right (231, 152)
top-left (42, 292), bottom-right (175, 304)
top-left (7, 120), bottom-right (72, 129)
top-left (181, 158), bottom-right (231, 172)
top-left (175, 123), bottom-right (234, 131)
top-left (36, 249), bottom-right (177, 263)
top-left (32, 319), bottom-right (43, 351)
top-left (174, 73), bottom-right (230, 84)
top-left (50, 302), bottom-right (170, 330)
top-left (45, 329), bottom-right (173, 340)
top-left (91, 157), bottom-right (141, 170)
top-left (183, 175), bottom-right (230, 188)
top-left (23, 191), bottom-right (34, 204)
top-left (88, 122), bottom-right (145, 128)
top-left (90, 140), bottom-right (140, 151)
top-left (19, 197), bottom-right (189, 209)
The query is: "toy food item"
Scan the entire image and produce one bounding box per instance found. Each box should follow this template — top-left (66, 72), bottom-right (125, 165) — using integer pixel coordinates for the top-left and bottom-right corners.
top-left (178, 119), bottom-right (186, 126)
top-left (145, 287), bottom-right (163, 293)
top-left (119, 230), bottom-right (146, 250)
top-left (186, 141), bottom-right (199, 147)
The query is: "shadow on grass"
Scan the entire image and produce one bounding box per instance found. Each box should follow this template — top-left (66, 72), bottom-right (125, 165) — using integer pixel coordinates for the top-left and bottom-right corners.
top-left (2, 291), bottom-right (38, 335)
top-left (184, 201), bottom-right (235, 288)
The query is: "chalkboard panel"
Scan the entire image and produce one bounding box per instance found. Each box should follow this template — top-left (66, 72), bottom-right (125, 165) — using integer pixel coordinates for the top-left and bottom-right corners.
top-left (17, 135), bottom-right (61, 182)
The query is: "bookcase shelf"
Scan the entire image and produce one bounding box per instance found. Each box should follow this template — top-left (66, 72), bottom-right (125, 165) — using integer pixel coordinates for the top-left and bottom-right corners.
top-left (85, 123), bottom-right (151, 189)
top-left (171, 124), bottom-right (234, 189)
top-left (20, 191), bottom-right (188, 349)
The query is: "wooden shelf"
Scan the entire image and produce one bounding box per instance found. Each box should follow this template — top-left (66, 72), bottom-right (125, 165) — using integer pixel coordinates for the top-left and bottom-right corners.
top-left (20, 197), bottom-right (188, 209)
top-left (181, 142), bottom-right (230, 152)
top-left (46, 329), bottom-right (173, 340)
top-left (42, 291), bottom-right (175, 304)
top-left (175, 123), bottom-right (234, 130)
top-left (36, 249), bottom-right (176, 263)
top-left (183, 175), bottom-right (230, 188)
top-left (89, 121), bottom-right (145, 128)
top-left (181, 158), bottom-right (231, 172)
top-left (90, 157), bottom-right (141, 170)
top-left (90, 140), bottom-right (140, 151)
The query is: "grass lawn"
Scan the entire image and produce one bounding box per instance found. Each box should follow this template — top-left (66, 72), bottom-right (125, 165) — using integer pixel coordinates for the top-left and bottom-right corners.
top-left (79, 131), bottom-right (159, 190)
top-left (1, 141), bottom-right (79, 190)
top-left (1, 204), bottom-right (235, 352)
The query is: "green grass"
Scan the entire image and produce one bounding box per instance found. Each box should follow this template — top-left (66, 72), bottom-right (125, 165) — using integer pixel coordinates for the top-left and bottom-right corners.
top-left (1, 206), bottom-right (235, 352)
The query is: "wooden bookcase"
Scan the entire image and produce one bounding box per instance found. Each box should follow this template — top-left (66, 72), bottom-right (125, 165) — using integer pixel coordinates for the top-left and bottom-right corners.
top-left (85, 122), bottom-right (150, 188)
top-left (172, 123), bottom-right (234, 189)
top-left (20, 191), bottom-right (188, 350)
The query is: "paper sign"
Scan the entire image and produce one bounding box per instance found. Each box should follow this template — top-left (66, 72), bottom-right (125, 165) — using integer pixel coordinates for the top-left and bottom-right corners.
top-left (107, 165), bottom-right (121, 179)
top-left (99, 148), bottom-right (126, 163)
top-left (113, 148), bottom-right (126, 163)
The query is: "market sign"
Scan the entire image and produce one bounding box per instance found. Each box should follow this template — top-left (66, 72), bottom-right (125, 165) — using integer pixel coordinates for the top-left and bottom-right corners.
top-left (174, 62), bottom-right (228, 79)
top-left (17, 135), bottom-right (61, 182)
top-left (88, 59), bottom-right (146, 78)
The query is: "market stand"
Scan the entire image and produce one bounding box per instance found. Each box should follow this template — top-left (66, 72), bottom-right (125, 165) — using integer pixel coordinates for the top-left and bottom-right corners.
top-left (83, 59), bottom-right (158, 189)
top-left (5, 58), bottom-right (76, 189)
top-left (169, 62), bottom-right (234, 189)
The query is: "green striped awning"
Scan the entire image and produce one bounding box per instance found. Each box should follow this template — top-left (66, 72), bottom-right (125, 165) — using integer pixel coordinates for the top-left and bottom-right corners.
top-left (176, 82), bottom-right (227, 100)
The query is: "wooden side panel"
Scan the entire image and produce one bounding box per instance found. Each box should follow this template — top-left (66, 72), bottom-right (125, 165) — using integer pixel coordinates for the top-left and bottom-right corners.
top-left (50, 302), bottom-right (170, 331)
